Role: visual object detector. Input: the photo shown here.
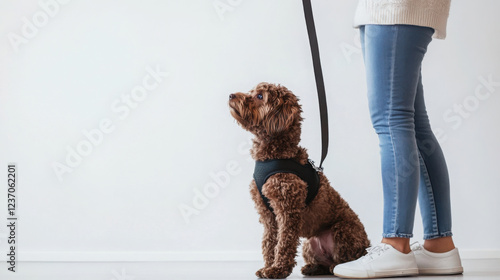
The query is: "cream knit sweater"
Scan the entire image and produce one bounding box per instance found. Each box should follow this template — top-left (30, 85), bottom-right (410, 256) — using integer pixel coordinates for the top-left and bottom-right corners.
top-left (354, 0), bottom-right (451, 39)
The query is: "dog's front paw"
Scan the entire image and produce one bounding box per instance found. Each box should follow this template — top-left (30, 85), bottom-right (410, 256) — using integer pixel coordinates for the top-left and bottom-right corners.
top-left (258, 266), bottom-right (292, 279)
top-left (256, 267), bottom-right (266, 278)
top-left (301, 264), bottom-right (331, 276)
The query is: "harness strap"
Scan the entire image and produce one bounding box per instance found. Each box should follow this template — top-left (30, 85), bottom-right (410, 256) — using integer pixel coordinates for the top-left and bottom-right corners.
top-left (254, 159), bottom-right (320, 211)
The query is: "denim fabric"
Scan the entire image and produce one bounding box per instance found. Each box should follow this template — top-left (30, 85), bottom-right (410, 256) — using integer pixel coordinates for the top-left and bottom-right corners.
top-left (360, 24), bottom-right (453, 240)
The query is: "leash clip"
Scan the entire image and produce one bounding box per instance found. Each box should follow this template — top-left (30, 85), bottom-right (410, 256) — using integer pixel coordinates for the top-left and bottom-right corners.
top-left (308, 159), bottom-right (323, 172)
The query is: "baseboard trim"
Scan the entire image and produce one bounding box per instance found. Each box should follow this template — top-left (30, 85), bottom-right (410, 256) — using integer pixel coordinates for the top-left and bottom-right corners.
top-left (5, 249), bottom-right (499, 262)
top-left (8, 251), bottom-right (263, 262)
top-left (460, 249), bottom-right (500, 260)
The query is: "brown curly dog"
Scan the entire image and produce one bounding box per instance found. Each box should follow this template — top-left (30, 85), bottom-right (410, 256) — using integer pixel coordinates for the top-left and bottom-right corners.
top-left (228, 82), bottom-right (370, 279)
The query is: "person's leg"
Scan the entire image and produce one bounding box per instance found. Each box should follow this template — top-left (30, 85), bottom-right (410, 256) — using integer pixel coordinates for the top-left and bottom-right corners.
top-left (413, 72), bottom-right (456, 253)
top-left (411, 118), bottom-right (463, 275)
top-left (363, 24), bottom-right (434, 248)
top-left (333, 24), bottom-right (433, 279)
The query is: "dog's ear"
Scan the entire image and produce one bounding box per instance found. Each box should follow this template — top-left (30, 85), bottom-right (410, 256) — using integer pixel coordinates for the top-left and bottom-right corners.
top-left (264, 95), bottom-right (301, 135)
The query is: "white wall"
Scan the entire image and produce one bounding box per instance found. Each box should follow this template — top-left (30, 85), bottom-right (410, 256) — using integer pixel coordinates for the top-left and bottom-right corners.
top-left (0, 0), bottom-right (499, 262)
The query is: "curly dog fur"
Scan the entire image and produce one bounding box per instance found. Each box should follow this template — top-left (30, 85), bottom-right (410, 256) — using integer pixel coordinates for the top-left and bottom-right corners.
top-left (228, 82), bottom-right (370, 279)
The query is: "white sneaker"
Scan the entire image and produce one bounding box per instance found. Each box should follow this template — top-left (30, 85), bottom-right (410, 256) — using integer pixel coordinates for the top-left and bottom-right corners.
top-left (333, 243), bottom-right (419, 279)
top-left (411, 242), bottom-right (464, 275)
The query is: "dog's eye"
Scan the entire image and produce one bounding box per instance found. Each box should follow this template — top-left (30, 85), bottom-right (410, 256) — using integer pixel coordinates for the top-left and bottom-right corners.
top-left (256, 94), bottom-right (263, 100)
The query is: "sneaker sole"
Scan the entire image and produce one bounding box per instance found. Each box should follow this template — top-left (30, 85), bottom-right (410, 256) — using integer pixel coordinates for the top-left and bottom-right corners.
top-left (335, 268), bottom-right (419, 279)
top-left (418, 266), bottom-right (464, 275)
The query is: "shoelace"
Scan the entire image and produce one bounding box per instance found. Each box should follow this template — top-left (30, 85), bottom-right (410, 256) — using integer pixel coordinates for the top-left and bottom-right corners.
top-left (410, 241), bottom-right (423, 251)
top-left (361, 244), bottom-right (391, 261)
top-left (362, 242), bottom-right (425, 262)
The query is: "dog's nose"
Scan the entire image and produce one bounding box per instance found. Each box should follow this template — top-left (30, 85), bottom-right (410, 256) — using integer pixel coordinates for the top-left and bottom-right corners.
top-left (229, 93), bottom-right (236, 100)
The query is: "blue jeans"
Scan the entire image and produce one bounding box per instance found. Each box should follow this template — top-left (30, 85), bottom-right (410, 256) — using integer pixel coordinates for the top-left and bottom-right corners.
top-left (360, 25), bottom-right (453, 240)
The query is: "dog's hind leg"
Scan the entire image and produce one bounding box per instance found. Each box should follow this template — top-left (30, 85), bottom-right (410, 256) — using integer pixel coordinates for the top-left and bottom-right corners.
top-left (301, 238), bottom-right (333, 276)
top-left (328, 220), bottom-right (370, 272)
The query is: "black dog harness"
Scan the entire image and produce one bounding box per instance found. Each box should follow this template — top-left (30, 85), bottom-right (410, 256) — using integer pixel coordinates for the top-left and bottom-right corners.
top-left (253, 159), bottom-right (320, 212)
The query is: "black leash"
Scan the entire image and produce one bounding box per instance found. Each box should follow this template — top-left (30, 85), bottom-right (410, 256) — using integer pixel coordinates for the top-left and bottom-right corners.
top-left (302, 0), bottom-right (329, 170)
